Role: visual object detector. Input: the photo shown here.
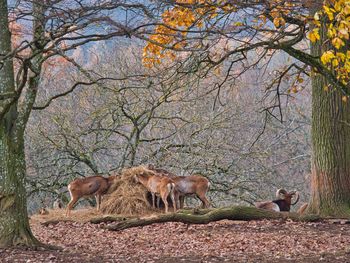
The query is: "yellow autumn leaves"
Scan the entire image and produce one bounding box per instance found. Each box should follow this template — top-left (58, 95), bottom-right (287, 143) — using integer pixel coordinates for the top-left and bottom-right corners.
top-left (144, 1), bottom-right (206, 67)
top-left (142, 0), bottom-right (303, 67)
top-left (308, 28), bottom-right (320, 43)
top-left (143, 0), bottom-right (350, 95)
top-left (269, 1), bottom-right (300, 28)
top-left (143, 0), bottom-right (297, 67)
top-left (309, 0), bottom-right (350, 86)
top-left (143, 0), bottom-right (236, 67)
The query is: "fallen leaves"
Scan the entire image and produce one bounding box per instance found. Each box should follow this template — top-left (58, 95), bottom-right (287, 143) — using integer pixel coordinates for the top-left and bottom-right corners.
top-left (0, 219), bottom-right (350, 262)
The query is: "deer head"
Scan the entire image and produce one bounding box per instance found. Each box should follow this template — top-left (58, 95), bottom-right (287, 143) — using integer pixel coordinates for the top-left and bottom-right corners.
top-left (276, 189), bottom-right (300, 205)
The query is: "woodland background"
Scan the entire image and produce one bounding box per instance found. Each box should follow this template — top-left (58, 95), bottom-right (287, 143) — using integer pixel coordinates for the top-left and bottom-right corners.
top-left (2, 0), bottom-right (350, 261)
top-left (25, 40), bottom-right (311, 213)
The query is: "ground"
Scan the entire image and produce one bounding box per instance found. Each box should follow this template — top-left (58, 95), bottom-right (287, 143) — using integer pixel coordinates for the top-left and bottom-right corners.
top-left (0, 209), bottom-right (350, 262)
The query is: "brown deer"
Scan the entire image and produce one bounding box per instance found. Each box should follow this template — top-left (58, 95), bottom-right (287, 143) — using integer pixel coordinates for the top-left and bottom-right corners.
top-left (255, 189), bottom-right (300, 212)
top-left (147, 165), bottom-right (210, 209)
top-left (66, 175), bottom-right (118, 216)
top-left (134, 169), bottom-right (176, 213)
top-left (172, 174), bottom-right (210, 209)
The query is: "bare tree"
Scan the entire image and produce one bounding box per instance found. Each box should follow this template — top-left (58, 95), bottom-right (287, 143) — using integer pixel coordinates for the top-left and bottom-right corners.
top-left (0, 0), bottom-right (154, 247)
top-left (26, 41), bottom-right (311, 210)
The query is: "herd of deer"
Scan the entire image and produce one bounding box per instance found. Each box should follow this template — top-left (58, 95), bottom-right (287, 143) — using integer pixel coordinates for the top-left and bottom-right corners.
top-left (60, 164), bottom-right (302, 217)
top-left (65, 165), bottom-right (210, 216)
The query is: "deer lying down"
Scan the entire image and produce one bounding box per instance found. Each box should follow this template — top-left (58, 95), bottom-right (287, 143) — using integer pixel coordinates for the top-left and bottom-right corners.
top-left (134, 170), bottom-right (176, 213)
top-left (66, 175), bottom-right (117, 216)
top-left (255, 189), bottom-right (300, 212)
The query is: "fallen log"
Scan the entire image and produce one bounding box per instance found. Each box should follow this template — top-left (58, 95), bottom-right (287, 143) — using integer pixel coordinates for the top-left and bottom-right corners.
top-left (104, 206), bottom-right (321, 231)
top-left (89, 215), bottom-right (132, 224)
top-left (89, 209), bottom-right (211, 224)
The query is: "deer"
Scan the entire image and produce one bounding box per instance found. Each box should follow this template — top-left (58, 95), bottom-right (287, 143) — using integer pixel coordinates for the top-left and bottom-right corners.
top-left (66, 175), bottom-right (118, 216)
top-left (255, 189), bottom-right (300, 212)
top-left (146, 165), bottom-right (210, 209)
top-left (171, 174), bottom-right (210, 209)
top-left (134, 169), bottom-right (176, 213)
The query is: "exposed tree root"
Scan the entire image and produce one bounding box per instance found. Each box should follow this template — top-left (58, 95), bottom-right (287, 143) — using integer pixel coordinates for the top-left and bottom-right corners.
top-left (0, 232), bottom-right (61, 250)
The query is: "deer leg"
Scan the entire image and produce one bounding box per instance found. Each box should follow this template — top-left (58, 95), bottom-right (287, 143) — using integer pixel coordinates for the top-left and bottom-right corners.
top-left (156, 195), bottom-right (161, 208)
top-left (173, 191), bottom-right (179, 209)
top-left (162, 197), bottom-right (169, 213)
top-left (95, 194), bottom-right (101, 211)
top-left (151, 192), bottom-right (156, 209)
top-left (170, 190), bottom-right (176, 212)
top-left (66, 197), bottom-right (78, 217)
top-left (197, 194), bottom-right (210, 208)
top-left (161, 191), bottom-right (169, 213)
top-left (179, 196), bottom-right (185, 209)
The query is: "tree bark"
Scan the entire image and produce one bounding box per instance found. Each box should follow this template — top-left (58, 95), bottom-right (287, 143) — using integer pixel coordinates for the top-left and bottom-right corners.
top-left (0, 0), bottom-right (41, 247)
top-left (0, 0), bottom-right (49, 248)
top-left (308, 9), bottom-right (350, 217)
top-left (104, 206), bottom-right (321, 231)
top-left (0, 126), bottom-right (41, 247)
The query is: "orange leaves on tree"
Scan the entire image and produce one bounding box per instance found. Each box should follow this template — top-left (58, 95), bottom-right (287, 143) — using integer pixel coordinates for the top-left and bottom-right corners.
top-left (267, 0), bottom-right (302, 29)
top-left (9, 15), bottom-right (24, 49)
top-left (143, 0), bottom-right (237, 68)
top-left (142, 0), bottom-right (307, 68)
top-left (287, 74), bottom-right (305, 94)
top-left (273, 17), bottom-right (286, 28)
top-left (42, 40), bottom-right (71, 79)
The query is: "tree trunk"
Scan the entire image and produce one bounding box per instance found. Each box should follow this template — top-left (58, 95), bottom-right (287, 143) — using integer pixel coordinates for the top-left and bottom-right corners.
top-left (0, 125), bottom-right (41, 247)
top-left (104, 207), bottom-right (320, 231)
top-left (308, 12), bottom-right (350, 217)
top-left (0, 0), bottom-right (41, 247)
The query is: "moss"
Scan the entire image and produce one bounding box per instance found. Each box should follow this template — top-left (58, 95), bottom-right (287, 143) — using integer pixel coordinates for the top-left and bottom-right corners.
top-left (105, 206), bottom-right (322, 231)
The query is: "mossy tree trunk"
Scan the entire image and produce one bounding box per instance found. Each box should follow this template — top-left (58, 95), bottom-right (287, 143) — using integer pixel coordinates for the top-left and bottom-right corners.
top-left (0, 0), bottom-right (44, 247)
top-left (0, 118), bottom-right (40, 247)
top-left (308, 10), bottom-right (350, 217)
top-left (104, 207), bottom-right (320, 231)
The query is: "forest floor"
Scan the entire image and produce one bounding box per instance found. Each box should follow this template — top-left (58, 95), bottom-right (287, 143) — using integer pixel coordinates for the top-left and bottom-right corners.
top-left (1, 208), bottom-right (350, 263)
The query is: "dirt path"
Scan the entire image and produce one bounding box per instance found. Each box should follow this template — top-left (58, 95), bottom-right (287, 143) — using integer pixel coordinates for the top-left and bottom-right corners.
top-left (1, 211), bottom-right (350, 262)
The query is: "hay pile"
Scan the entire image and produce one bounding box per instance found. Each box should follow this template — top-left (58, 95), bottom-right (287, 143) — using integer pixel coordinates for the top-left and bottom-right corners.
top-left (100, 166), bottom-right (156, 215)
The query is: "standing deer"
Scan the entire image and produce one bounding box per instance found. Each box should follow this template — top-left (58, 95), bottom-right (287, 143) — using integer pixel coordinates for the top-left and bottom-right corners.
top-left (66, 175), bottom-right (118, 216)
top-left (255, 189), bottom-right (300, 212)
top-left (172, 175), bottom-right (210, 209)
top-left (134, 169), bottom-right (176, 213)
top-left (147, 165), bottom-right (210, 209)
